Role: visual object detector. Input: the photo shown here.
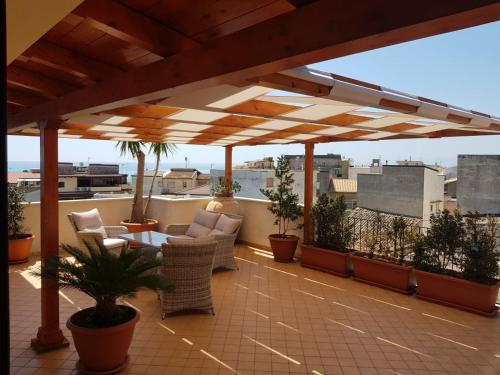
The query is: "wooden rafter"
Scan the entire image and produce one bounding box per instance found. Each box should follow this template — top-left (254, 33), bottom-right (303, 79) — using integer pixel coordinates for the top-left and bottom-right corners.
top-left (72, 0), bottom-right (198, 57)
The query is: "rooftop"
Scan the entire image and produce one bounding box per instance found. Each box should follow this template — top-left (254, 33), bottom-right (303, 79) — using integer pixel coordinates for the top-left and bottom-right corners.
top-left (329, 178), bottom-right (357, 194)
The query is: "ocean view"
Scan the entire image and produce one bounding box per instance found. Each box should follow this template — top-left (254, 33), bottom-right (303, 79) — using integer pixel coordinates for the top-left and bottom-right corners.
top-left (8, 161), bottom-right (224, 179)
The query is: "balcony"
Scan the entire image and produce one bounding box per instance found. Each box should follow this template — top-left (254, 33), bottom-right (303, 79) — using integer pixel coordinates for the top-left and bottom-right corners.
top-left (9, 197), bottom-right (500, 374)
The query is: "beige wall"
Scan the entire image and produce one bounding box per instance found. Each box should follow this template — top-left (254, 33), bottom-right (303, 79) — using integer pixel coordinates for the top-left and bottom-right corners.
top-left (22, 196), bottom-right (304, 255)
top-left (58, 176), bottom-right (78, 192)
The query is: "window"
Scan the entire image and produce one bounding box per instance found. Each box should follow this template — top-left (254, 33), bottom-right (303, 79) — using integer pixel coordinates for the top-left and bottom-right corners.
top-left (266, 178), bottom-right (273, 187)
top-left (58, 181), bottom-right (65, 188)
top-left (182, 181), bottom-right (187, 188)
top-left (167, 181), bottom-right (175, 189)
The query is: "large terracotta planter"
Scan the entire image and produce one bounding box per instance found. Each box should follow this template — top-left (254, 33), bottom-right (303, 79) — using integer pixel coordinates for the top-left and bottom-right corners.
top-left (8, 234), bottom-right (34, 264)
top-left (206, 195), bottom-right (240, 214)
top-left (268, 234), bottom-right (299, 262)
top-left (67, 306), bottom-right (139, 373)
top-left (415, 270), bottom-right (499, 316)
top-left (120, 219), bottom-right (158, 233)
top-left (301, 244), bottom-right (352, 277)
top-left (351, 253), bottom-right (415, 294)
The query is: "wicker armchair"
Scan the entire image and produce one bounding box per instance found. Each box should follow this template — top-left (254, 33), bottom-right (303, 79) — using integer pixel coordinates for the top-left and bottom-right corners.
top-left (164, 212), bottom-right (243, 271)
top-left (159, 238), bottom-right (217, 317)
top-left (67, 209), bottom-right (128, 252)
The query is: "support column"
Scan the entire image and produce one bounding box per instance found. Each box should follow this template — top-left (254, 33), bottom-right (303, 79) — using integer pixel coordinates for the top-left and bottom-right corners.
top-left (225, 146), bottom-right (233, 189)
top-left (303, 143), bottom-right (315, 244)
top-left (31, 120), bottom-right (69, 353)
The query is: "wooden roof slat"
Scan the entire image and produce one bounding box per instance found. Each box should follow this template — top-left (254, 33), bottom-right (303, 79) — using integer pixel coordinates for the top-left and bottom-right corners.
top-left (227, 99), bottom-right (299, 117)
top-left (72, 0), bottom-right (199, 57)
top-left (7, 89), bottom-right (47, 107)
top-left (22, 40), bottom-right (122, 82)
top-left (7, 66), bottom-right (78, 98)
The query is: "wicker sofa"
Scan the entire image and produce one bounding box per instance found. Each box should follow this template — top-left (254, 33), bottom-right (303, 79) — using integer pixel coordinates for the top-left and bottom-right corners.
top-left (67, 208), bottom-right (128, 252)
top-left (164, 209), bottom-right (243, 271)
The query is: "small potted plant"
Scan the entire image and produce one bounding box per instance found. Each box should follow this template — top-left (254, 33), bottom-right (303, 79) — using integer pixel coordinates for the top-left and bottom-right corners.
top-left (260, 155), bottom-right (303, 262)
top-left (301, 194), bottom-right (355, 277)
top-left (413, 210), bottom-right (499, 316)
top-left (351, 215), bottom-right (417, 294)
top-left (8, 186), bottom-right (34, 264)
top-left (32, 243), bottom-right (174, 372)
top-left (206, 177), bottom-right (242, 214)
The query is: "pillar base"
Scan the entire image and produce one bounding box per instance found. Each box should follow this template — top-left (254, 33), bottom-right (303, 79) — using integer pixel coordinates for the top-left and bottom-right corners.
top-left (31, 328), bottom-right (69, 353)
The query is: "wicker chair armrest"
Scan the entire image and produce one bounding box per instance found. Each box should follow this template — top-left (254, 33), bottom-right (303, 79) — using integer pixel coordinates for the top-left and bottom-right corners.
top-left (211, 233), bottom-right (236, 242)
top-left (104, 226), bottom-right (128, 238)
top-left (164, 224), bottom-right (190, 236)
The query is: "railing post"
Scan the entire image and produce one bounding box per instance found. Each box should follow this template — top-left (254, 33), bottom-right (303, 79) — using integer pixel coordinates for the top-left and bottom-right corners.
top-left (31, 120), bottom-right (69, 353)
top-left (303, 143), bottom-right (314, 244)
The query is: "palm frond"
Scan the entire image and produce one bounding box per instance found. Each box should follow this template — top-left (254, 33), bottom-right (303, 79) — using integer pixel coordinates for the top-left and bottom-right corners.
top-left (115, 141), bottom-right (145, 158)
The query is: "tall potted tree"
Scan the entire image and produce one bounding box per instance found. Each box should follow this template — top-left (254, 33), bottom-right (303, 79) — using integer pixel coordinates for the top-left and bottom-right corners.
top-left (143, 143), bottom-right (177, 216)
top-left (413, 210), bottom-right (499, 316)
top-left (8, 186), bottom-right (34, 264)
top-left (260, 156), bottom-right (303, 262)
top-left (301, 195), bottom-right (355, 277)
top-left (33, 243), bottom-right (173, 373)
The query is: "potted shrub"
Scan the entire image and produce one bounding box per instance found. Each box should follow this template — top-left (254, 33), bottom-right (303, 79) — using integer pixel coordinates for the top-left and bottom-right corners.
top-left (8, 186), bottom-right (34, 264)
top-left (301, 194), bottom-right (355, 277)
top-left (206, 177), bottom-right (242, 214)
top-left (32, 243), bottom-right (174, 373)
top-left (117, 142), bottom-right (175, 232)
top-left (413, 210), bottom-right (499, 316)
top-left (351, 215), bottom-right (417, 294)
top-left (260, 155), bottom-right (303, 262)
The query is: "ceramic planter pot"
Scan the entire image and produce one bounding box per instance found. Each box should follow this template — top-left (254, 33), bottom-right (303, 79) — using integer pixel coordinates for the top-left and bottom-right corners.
top-left (415, 270), bottom-right (499, 316)
top-left (67, 306), bottom-right (139, 373)
top-left (120, 219), bottom-right (158, 233)
top-left (8, 234), bottom-right (34, 264)
top-left (268, 234), bottom-right (299, 262)
top-left (301, 244), bottom-right (352, 277)
top-left (206, 196), bottom-right (240, 214)
top-left (351, 253), bottom-right (415, 294)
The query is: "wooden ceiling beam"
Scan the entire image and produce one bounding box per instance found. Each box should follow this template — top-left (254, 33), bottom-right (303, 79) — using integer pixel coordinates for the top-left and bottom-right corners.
top-left (7, 66), bottom-right (78, 98)
top-left (22, 40), bottom-right (122, 82)
top-left (9, 0), bottom-right (500, 130)
top-left (72, 0), bottom-right (198, 57)
top-left (7, 89), bottom-right (47, 107)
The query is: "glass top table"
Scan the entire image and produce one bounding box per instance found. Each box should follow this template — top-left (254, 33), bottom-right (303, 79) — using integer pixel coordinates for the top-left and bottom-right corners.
top-left (118, 231), bottom-right (172, 249)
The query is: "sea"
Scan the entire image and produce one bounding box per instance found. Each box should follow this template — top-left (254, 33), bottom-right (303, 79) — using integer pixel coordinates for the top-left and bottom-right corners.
top-left (8, 161), bottom-right (224, 181)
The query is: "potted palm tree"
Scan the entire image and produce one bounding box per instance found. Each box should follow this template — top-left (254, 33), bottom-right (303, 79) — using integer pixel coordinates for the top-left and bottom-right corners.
top-left (301, 195), bottom-right (355, 277)
top-left (351, 215), bottom-right (417, 294)
top-left (8, 186), bottom-right (34, 264)
top-left (413, 210), bottom-right (499, 316)
top-left (206, 177), bottom-right (242, 214)
top-left (32, 243), bottom-right (173, 373)
top-left (260, 156), bottom-right (303, 262)
top-left (118, 141), bottom-right (175, 232)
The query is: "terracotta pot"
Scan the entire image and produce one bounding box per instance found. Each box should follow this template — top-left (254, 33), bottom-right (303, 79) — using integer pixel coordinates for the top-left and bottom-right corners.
top-left (120, 219), bottom-right (158, 233)
top-left (8, 234), bottom-right (34, 264)
top-left (67, 306), bottom-right (139, 373)
top-left (415, 270), bottom-right (499, 316)
top-left (268, 234), bottom-right (299, 262)
top-left (301, 244), bottom-right (352, 277)
top-left (351, 253), bottom-right (415, 294)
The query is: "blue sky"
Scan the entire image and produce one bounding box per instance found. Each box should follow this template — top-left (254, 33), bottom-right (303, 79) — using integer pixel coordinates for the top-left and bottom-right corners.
top-left (8, 21), bottom-right (500, 167)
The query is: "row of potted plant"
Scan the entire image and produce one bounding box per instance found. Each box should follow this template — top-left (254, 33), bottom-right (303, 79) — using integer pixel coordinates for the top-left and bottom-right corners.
top-left (260, 157), bottom-right (499, 316)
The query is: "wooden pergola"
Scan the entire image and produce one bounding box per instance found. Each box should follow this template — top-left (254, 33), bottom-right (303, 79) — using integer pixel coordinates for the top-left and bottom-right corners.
top-left (3, 0), bottom-right (500, 364)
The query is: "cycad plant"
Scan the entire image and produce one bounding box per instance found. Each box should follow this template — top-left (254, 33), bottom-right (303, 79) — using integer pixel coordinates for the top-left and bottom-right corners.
top-left (32, 243), bottom-right (174, 327)
top-left (145, 143), bottom-right (177, 215)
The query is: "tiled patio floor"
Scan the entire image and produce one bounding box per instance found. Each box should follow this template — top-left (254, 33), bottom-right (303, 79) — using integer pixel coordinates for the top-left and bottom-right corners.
top-left (8, 244), bottom-right (500, 375)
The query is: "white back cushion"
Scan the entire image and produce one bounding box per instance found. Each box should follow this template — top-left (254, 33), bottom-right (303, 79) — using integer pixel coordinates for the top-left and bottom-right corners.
top-left (186, 222), bottom-right (211, 238)
top-left (72, 208), bottom-right (104, 230)
top-left (193, 209), bottom-right (220, 229)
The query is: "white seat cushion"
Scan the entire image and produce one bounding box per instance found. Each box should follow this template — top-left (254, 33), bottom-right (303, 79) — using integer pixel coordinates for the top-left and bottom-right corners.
top-left (214, 214), bottom-right (241, 235)
top-left (103, 238), bottom-right (127, 250)
top-left (209, 229), bottom-right (226, 237)
top-left (167, 236), bottom-right (214, 245)
top-left (72, 209), bottom-right (107, 238)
